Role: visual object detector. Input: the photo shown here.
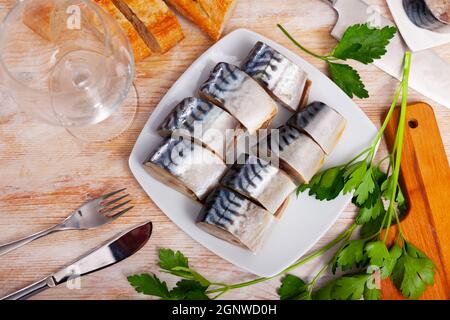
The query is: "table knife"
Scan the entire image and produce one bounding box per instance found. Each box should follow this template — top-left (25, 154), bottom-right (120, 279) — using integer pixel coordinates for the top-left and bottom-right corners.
top-left (324, 0), bottom-right (450, 109)
top-left (1, 221), bottom-right (152, 300)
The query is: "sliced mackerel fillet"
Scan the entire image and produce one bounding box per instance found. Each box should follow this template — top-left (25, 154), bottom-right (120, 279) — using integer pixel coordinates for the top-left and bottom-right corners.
top-left (243, 41), bottom-right (309, 112)
top-left (287, 101), bottom-right (346, 154)
top-left (144, 137), bottom-right (227, 201)
top-left (199, 62), bottom-right (278, 135)
top-left (221, 153), bottom-right (296, 215)
top-left (256, 125), bottom-right (325, 184)
top-left (158, 97), bottom-right (239, 158)
top-left (197, 187), bottom-right (274, 252)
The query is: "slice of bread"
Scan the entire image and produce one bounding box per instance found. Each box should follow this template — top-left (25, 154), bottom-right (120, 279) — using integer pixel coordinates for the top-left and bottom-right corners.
top-left (112, 0), bottom-right (184, 53)
top-left (95, 0), bottom-right (152, 61)
top-left (23, 0), bottom-right (183, 62)
top-left (165, 0), bottom-right (237, 40)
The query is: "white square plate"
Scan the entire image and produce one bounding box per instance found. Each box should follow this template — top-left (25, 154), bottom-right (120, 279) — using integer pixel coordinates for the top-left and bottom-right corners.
top-left (129, 28), bottom-right (377, 277)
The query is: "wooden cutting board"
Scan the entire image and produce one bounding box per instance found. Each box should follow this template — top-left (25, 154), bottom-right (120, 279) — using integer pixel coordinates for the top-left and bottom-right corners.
top-left (382, 102), bottom-right (450, 300)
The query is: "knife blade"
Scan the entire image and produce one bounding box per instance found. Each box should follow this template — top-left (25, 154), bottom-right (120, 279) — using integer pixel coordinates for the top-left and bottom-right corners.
top-left (325, 0), bottom-right (450, 109)
top-left (2, 221), bottom-right (152, 300)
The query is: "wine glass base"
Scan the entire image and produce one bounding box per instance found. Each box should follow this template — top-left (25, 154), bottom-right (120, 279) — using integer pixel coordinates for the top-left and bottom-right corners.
top-left (66, 83), bottom-right (138, 143)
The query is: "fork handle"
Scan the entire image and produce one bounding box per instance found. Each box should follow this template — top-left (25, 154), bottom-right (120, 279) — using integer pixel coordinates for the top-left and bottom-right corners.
top-left (0, 225), bottom-right (62, 257)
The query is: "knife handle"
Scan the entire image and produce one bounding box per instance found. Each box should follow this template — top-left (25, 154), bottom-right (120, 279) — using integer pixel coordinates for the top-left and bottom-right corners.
top-left (1, 277), bottom-right (55, 300)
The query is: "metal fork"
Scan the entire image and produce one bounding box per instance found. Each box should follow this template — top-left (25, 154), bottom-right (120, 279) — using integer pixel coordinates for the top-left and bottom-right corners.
top-left (0, 188), bottom-right (133, 257)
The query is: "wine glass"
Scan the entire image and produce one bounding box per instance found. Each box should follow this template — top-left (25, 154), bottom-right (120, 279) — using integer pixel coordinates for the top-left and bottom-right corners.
top-left (0, 0), bottom-right (137, 142)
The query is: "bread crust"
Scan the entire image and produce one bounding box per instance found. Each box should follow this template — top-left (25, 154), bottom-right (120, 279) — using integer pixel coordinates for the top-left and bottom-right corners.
top-left (95, 0), bottom-right (152, 61)
top-left (165, 0), bottom-right (237, 40)
top-left (112, 0), bottom-right (184, 53)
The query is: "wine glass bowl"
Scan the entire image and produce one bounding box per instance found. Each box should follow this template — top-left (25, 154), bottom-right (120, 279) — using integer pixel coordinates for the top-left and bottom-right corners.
top-left (0, 0), bottom-right (135, 138)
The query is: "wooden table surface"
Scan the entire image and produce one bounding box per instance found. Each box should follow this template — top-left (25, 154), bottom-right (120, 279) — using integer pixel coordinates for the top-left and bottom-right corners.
top-left (0, 0), bottom-right (449, 300)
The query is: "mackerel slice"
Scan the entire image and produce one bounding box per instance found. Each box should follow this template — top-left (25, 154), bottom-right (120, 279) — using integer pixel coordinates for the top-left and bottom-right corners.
top-left (199, 62), bottom-right (278, 134)
top-left (221, 154), bottom-right (296, 215)
top-left (256, 125), bottom-right (325, 184)
top-left (144, 137), bottom-right (227, 201)
top-left (287, 101), bottom-right (346, 154)
top-left (242, 41), bottom-right (308, 112)
top-left (197, 187), bottom-right (274, 252)
top-left (158, 97), bottom-right (239, 158)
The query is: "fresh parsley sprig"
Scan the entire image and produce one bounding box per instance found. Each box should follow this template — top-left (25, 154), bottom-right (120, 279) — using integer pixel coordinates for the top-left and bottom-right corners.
top-left (128, 249), bottom-right (212, 300)
top-left (277, 23), bottom-right (397, 99)
top-left (289, 51), bottom-right (435, 300)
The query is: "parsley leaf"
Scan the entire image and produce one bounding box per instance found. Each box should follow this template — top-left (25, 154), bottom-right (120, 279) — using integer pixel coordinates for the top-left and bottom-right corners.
top-left (381, 176), bottom-right (407, 214)
top-left (332, 274), bottom-right (370, 300)
top-left (332, 24), bottom-right (397, 64)
top-left (170, 280), bottom-right (210, 300)
top-left (296, 169), bottom-right (326, 196)
top-left (381, 243), bottom-right (403, 279)
top-left (391, 242), bottom-right (435, 299)
top-left (328, 62), bottom-right (369, 99)
top-left (372, 166), bottom-right (388, 186)
top-left (365, 241), bottom-right (390, 267)
top-left (127, 274), bottom-right (171, 299)
top-left (360, 213), bottom-right (385, 238)
top-left (277, 275), bottom-right (310, 300)
top-left (312, 280), bottom-right (335, 300)
top-left (364, 286), bottom-right (381, 300)
top-left (334, 239), bottom-right (366, 272)
top-left (353, 168), bottom-right (376, 206)
top-left (343, 161), bottom-right (367, 193)
top-left (159, 248), bottom-right (189, 271)
top-left (158, 248), bottom-right (211, 286)
top-left (298, 166), bottom-right (345, 200)
top-left (356, 198), bottom-right (385, 225)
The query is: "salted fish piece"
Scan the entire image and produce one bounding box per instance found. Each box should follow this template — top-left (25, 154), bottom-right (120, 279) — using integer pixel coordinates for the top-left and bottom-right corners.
top-left (256, 125), bottom-right (325, 184)
top-left (197, 187), bottom-right (273, 252)
top-left (158, 97), bottom-right (239, 158)
top-left (221, 154), bottom-right (296, 215)
top-left (144, 137), bottom-right (227, 201)
top-left (199, 62), bottom-right (278, 134)
top-left (242, 41), bottom-right (308, 112)
top-left (287, 101), bottom-right (346, 154)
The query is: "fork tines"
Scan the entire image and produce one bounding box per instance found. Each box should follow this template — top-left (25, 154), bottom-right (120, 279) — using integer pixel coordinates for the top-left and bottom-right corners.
top-left (100, 188), bottom-right (133, 218)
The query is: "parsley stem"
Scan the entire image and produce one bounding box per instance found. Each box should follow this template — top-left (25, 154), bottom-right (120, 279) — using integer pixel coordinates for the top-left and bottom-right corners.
top-left (277, 24), bottom-right (330, 62)
top-left (383, 51), bottom-right (411, 242)
top-left (344, 147), bottom-right (372, 168)
top-left (393, 208), bottom-right (406, 240)
top-left (206, 223), bottom-right (357, 295)
top-left (308, 264), bottom-right (329, 292)
top-left (368, 84), bottom-right (402, 162)
top-left (376, 154), bottom-right (391, 167)
top-left (212, 288), bottom-right (229, 300)
top-left (282, 223), bottom-right (357, 275)
top-left (308, 226), bottom-right (356, 294)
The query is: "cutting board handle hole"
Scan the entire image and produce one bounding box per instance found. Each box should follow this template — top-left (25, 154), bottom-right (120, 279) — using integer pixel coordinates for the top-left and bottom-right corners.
top-left (408, 119), bottom-right (418, 129)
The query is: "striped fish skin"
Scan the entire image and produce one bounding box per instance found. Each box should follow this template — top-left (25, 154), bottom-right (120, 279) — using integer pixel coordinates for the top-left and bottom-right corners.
top-left (197, 187), bottom-right (273, 252)
top-left (243, 41), bottom-right (308, 112)
top-left (287, 101), bottom-right (346, 154)
top-left (158, 97), bottom-right (239, 158)
top-left (257, 125), bottom-right (325, 184)
top-left (199, 62), bottom-right (278, 135)
top-left (221, 153), bottom-right (296, 215)
top-left (403, 0), bottom-right (450, 32)
top-left (144, 137), bottom-right (227, 201)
